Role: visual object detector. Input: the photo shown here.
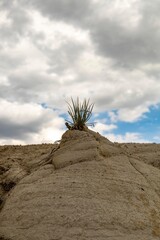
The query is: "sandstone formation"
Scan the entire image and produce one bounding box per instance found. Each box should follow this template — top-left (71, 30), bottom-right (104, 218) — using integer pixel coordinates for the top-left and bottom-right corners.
top-left (0, 129), bottom-right (160, 240)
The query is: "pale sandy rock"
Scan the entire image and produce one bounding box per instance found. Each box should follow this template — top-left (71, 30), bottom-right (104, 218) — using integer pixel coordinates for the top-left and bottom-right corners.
top-left (120, 143), bottom-right (160, 169)
top-left (52, 129), bottom-right (123, 169)
top-left (0, 144), bottom-right (54, 210)
top-left (0, 130), bottom-right (160, 240)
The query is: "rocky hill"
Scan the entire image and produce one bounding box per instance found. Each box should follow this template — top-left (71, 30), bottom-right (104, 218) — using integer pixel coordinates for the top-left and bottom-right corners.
top-left (0, 128), bottom-right (160, 240)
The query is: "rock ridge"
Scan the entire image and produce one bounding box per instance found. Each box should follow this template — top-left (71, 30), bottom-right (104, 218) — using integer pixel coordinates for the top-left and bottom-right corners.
top-left (0, 129), bottom-right (160, 239)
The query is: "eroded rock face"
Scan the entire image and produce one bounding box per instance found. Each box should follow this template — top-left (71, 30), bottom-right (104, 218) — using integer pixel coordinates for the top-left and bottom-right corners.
top-left (0, 130), bottom-right (160, 240)
top-left (0, 144), bottom-right (56, 211)
top-left (52, 129), bottom-right (123, 169)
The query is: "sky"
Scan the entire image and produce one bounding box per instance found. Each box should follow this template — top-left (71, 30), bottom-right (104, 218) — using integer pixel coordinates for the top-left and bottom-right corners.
top-left (0, 0), bottom-right (160, 144)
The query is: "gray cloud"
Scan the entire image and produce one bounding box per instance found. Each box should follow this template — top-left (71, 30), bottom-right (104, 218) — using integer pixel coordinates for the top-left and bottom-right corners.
top-left (88, 1), bottom-right (160, 69)
top-left (19, 0), bottom-right (160, 69)
top-left (47, 42), bottom-right (86, 74)
top-left (0, 118), bottom-right (40, 139)
top-left (0, 51), bottom-right (24, 71)
top-left (0, 0), bottom-right (32, 43)
top-left (21, 0), bottom-right (92, 25)
top-left (0, 99), bottom-right (65, 143)
top-left (0, 72), bottom-right (59, 103)
top-left (90, 19), bottom-right (160, 68)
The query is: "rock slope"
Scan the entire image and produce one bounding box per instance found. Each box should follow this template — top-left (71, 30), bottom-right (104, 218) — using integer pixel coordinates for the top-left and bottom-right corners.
top-left (0, 129), bottom-right (160, 240)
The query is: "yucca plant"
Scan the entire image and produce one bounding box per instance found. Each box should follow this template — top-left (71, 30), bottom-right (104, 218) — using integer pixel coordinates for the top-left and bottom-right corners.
top-left (65, 97), bottom-right (94, 130)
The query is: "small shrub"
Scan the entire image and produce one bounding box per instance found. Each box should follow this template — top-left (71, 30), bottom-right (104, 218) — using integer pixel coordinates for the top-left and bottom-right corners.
top-left (65, 97), bottom-right (94, 130)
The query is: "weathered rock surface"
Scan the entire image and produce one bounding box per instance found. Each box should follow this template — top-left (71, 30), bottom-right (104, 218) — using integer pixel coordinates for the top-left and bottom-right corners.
top-left (0, 130), bottom-right (160, 240)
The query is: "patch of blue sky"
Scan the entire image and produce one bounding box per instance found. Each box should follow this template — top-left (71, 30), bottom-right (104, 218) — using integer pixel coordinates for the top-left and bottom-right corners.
top-left (40, 102), bottom-right (61, 112)
top-left (92, 111), bottom-right (114, 125)
top-left (60, 112), bottom-right (68, 120)
top-left (41, 102), bottom-right (48, 109)
top-left (93, 105), bottom-right (160, 142)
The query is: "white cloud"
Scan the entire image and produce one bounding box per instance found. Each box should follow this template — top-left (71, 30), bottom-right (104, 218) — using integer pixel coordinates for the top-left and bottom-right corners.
top-left (0, 10), bottom-right (12, 27)
top-left (0, 99), bottom-right (65, 144)
top-left (153, 136), bottom-right (160, 143)
top-left (108, 111), bottom-right (117, 123)
top-left (29, 10), bottom-right (91, 49)
top-left (106, 132), bottom-right (148, 143)
top-left (90, 122), bottom-right (117, 135)
top-left (93, 0), bottom-right (142, 29)
top-left (31, 126), bottom-right (64, 144)
top-left (116, 106), bottom-right (149, 122)
top-left (0, 99), bottom-right (46, 124)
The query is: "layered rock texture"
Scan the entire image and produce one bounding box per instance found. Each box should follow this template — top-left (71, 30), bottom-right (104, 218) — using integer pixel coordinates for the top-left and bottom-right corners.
top-left (0, 129), bottom-right (160, 240)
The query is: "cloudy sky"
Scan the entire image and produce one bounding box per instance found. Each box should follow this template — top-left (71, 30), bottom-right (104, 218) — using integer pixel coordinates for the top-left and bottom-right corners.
top-left (0, 0), bottom-right (160, 144)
